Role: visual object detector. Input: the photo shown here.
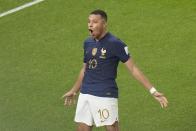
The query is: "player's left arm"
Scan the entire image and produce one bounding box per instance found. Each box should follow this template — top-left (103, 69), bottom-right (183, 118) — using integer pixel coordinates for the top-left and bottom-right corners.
top-left (124, 58), bottom-right (168, 108)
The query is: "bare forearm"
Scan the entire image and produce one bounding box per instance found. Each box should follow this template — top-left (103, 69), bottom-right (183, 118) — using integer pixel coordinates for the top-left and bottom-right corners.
top-left (70, 64), bottom-right (86, 93)
top-left (131, 66), bottom-right (153, 90)
top-left (125, 59), bottom-right (153, 90)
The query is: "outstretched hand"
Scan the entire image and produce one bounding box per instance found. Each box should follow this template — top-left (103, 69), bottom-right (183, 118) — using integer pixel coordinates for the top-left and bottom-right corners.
top-left (62, 91), bottom-right (77, 106)
top-left (153, 92), bottom-right (168, 108)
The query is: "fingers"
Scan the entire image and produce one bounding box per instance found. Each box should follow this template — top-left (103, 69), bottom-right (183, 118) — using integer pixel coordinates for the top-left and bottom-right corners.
top-left (64, 96), bottom-right (76, 106)
top-left (159, 96), bottom-right (168, 108)
top-left (163, 96), bottom-right (168, 104)
top-left (64, 97), bottom-right (71, 106)
top-left (160, 100), bottom-right (166, 108)
top-left (62, 92), bottom-right (77, 107)
top-left (153, 91), bottom-right (169, 108)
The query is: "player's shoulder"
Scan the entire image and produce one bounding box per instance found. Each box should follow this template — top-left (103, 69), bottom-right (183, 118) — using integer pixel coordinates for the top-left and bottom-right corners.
top-left (83, 37), bottom-right (94, 48)
top-left (84, 37), bottom-right (94, 43)
top-left (107, 33), bottom-right (126, 47)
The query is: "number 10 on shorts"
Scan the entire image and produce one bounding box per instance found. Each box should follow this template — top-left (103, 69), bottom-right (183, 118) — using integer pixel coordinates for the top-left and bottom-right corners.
top-left (98, 109), bottom-right (110, 122)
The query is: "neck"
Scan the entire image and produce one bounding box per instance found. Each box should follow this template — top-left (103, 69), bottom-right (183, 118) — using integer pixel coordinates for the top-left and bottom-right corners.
top-left (95, 30), bottom-right (107, 41)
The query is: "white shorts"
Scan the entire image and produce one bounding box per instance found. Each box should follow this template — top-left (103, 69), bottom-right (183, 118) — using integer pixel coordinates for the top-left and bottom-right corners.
top-left (74, 93), bottom-right (118, 127)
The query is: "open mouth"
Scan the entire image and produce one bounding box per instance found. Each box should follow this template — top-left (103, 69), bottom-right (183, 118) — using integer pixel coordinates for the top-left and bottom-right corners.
top-left (88, 29), bottom-right (93, 34)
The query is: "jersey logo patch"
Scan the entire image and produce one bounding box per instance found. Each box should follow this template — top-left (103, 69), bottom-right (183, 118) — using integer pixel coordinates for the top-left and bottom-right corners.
top-left (124, 46), bottom-right (129, 55)
top-left (100, 48), bottom-right (107, 59)
top-left (92, 48), bottom-right (97, 56)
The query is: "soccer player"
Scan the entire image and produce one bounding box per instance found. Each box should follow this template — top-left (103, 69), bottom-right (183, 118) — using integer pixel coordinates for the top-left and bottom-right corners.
top-left (62, 9), bottom-right (168, 131)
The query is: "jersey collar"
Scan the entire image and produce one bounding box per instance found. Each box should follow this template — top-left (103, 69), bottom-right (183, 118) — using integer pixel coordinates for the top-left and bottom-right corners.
top-left (93, 32), bottom-right (110, 43)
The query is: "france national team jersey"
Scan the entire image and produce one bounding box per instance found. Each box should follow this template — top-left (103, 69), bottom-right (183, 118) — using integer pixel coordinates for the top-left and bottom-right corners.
top-left (80, 32), bottom-right (130, 98)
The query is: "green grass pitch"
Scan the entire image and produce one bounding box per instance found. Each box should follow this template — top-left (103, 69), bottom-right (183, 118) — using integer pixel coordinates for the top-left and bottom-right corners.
top-left (0, 0), bottom-right (195, 131)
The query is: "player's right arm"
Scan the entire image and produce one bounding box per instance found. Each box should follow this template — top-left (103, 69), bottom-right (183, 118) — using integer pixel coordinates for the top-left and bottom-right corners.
top-left (62, 63), bottom-right (86, 106)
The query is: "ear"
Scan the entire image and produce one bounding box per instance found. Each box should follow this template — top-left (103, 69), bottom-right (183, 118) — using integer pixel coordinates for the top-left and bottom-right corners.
top-left (103, 21), bottom-right (107, 28)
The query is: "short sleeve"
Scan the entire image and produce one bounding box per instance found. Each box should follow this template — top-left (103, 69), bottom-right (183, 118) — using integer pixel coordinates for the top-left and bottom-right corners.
top-left (115, 40), bottom-right (130, 63)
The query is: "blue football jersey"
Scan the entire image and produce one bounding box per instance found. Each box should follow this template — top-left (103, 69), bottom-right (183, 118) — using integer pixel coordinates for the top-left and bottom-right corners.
top-left (80, 32), bottom-right (130, 98)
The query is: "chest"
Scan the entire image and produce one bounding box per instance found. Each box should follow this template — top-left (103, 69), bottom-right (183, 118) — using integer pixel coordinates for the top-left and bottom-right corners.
top-left (85, 42), bottom-right (115, 60)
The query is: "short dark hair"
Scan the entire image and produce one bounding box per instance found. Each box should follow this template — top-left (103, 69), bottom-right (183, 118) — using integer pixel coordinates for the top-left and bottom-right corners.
top-left (90, 9), bottom-right (107, 22)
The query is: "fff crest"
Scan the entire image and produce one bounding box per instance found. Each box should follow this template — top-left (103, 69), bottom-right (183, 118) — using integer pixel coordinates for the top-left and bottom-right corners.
top-left (100, 48), bottom-right (107, 59)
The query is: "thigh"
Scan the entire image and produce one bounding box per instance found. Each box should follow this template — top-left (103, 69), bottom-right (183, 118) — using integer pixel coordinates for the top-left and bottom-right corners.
top-left (77, 122), bottom-right (93, 131)
top-left (105, 121), bottom-right (119, 131)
